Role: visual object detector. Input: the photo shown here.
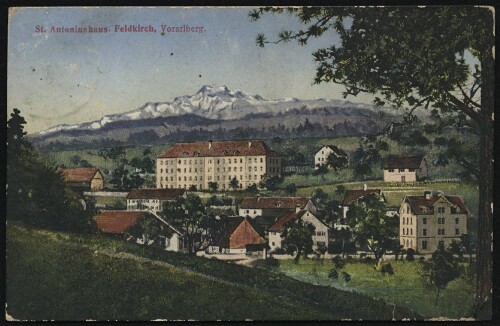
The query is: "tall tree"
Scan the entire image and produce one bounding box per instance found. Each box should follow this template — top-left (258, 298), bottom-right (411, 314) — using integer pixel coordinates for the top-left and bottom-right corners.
top-left (251, 7), bottom-right (493, 313)
top-left (347, 195), bottom-right (398, 263)
top-left (281, 219), bottom-right (316, 263)
top-left (161, 193), bottom-right (221, 255)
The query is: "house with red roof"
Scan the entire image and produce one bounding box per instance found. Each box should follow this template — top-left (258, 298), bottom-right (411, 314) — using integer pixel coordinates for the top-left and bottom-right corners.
top-left (59, 167), bottom-right (104, 191)
top-left (383, 155), bottom-right (428, 182)
top-left (399, 191), bottom-right (468, 253)
top-left (126, 188), bottom-right (186, 212)
top-left (268, 207), bottom-right (329, 252)
top-left (94, 210), bottom-right (185, 252)
top-left (156, 140), bottom-right (281, 191)
top-left (208, 216), bottom-right (267, 255)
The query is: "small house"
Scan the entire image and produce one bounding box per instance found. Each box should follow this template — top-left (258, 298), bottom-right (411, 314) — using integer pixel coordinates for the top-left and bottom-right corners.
top-left (209, 216), bottom-right (267, 254)
top-left (238, 196), bottom-right (317, 218)
top-left (383, 155), bottom-right (428, 182)
top-left (59, 167), bottom-right (104, 191)
top-left (126, 188), bottom-right (186, 212)
top-left (314, 145), bottom-right (348, 170)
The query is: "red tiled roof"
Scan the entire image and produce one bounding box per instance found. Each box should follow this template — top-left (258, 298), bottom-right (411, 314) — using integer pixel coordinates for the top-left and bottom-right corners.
top-left (59, 167), bottom-right (100, 183)
top-left (268, 210), bottom-right (306, 232)
top-left (217, 216), bottom-right (245, 247)
top-left (157, 140), bottom-right (278, 158)
top-left (239, 197), bottom-right (310, 210)
top-left (405, 194), bottom-right (468, 215)
top-left (383, 156), bottom-right (424, 169)
top-left (95, 210), bottom-right (150, 234)
top-left (325, 145), bottom-right (348, 157)
top-left (341, 189), bottom-right (382, 206)
top-left (126, 188), bottom-right (186, 200)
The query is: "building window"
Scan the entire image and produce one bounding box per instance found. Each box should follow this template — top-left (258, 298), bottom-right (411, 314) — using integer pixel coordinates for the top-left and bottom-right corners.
top-left (422, 240), bottom-right (428, 250)
top-left (423, 229), bottom-right (427, 236)
top-left (438, 229), bottom-right (441, 235)
top-left (455, 218), bottom-right (460, 224)
top-left (423, 217), bottom-right (427, 224)
top-left (455, 229), bottom-right (460, 235)
top-left (438, 207), bottom-right (445, 213)
top-left (410, 228), bottom-right (413, 235)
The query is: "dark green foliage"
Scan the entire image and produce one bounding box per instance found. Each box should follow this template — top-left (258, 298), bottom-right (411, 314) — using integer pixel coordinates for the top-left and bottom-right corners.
top-left (229, 177), bottom-right (239, 190)
top-left (313, 164), bottom-right (328, 179)
top-left (161, 193), bottom-right (222, 255)
top-left (332, 255), bottom-right (346, 269)
top-left (126, 216), bottom-right (173, 248)
top-left (420, 243), bottom-right (463, 306)
top-left (247, 183), bottom-right (258, 193)
top-left (285, 183), bottom-right (297, 195)
top-left (6, 109), bottom-right (95, 233)
top-left (326, 153), bottom-right (348, 172)
top-left (347, 196), bottom-right (398, 263)
top-left (208, 181), bottom-right (218, 193)
top-left (259, 174), bottom-right (284, 191)
top-left (253, 257), bottom-right (280, 270)
top-left (381, 263), bottom-right (394, 276)
top-left (188, 185), bottom-right (197, 191)
top-left (406, 248), bottom-right (415, 262)
top-left (342, 271), bottom-right (352, 282)
top-left (328, 269), bottom-right (339, 280)
top-left (282, 219), bottom-right (315, 264)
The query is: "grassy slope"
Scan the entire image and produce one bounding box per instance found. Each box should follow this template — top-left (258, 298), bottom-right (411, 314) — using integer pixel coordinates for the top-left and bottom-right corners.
top-left (275, 259), bottom-right (475, 319)
top-left (6, 223), bottom-right (420, 321)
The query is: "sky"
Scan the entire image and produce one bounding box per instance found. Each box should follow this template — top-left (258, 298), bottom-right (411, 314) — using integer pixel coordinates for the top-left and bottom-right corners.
top-left (7, 7), bottom-right (379, 134)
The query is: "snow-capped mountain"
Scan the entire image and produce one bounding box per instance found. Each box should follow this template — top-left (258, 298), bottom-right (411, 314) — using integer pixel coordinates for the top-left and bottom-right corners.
top-left (37, 85), bottom-right (377, 136)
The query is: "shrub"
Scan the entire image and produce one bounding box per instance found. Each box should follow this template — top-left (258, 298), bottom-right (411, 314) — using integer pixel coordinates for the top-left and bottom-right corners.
top-left (363, 257), bottom-right (375, 264)
top-left (328, 269), bottom-right (339, 280)
top-left (253, 257), bottom-right (280, 270)
top-left (381, 263), bottom-right (394, 276)
top-left (332, 255), bottom-right (346, 269)
top-left (418, 256), bottom-right (425, 263)
top-left (406, 248), bottom-right (415, 261)
top-left (272, 247), bottom-right (286, 255)
top-left (342, 271), bottom-right (352, 282)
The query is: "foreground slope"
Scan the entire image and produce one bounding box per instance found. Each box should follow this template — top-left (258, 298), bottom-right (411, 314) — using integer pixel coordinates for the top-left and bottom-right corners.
top-left (6, 223), bottom-right (420, 321)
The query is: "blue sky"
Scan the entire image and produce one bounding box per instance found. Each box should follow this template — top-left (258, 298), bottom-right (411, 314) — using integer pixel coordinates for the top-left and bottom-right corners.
top-left (8, 7), bottom-right (379, 134)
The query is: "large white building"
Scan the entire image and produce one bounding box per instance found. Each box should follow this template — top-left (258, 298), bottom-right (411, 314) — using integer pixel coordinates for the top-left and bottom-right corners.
top-left (156, 140), bottom-right (282, 190)
top-left (399, 191), bottom-right (468, 253)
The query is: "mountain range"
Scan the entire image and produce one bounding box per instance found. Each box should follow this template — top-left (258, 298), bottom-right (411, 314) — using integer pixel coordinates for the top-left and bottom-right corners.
top-left (29, 85), bottom-right (399, 149)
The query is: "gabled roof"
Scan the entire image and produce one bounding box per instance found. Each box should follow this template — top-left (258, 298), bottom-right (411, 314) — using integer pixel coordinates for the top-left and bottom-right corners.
top-left (216, 216), bottom-right (245, 247)
top-left (126, 188), bottom-right (186, 200)
top-left (239, 197), bottom-right (310, 210)
top-left (404, 194), bottom-right (468, 215)
top-left (268, 210), bottom-right (306, 233)
top-left (59, 167), bottom-right (100, 183)
top-left (322, 145), bottom-right (348, 157)
top-left (95, 210), bottom-right (150, 234)
top-left (341, 189), bottom-right (383, 206)
top-left (157, 140), bottom-right (278, 158)
top-left (383, 156), bottom-right (424, 169)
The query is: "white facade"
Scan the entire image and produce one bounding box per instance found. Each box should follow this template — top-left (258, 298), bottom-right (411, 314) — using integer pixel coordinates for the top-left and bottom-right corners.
top-left (127, 198), bottom-right (166, 213)
top-left (314, 145), bottom-right (347, 170)
top-left (399, 194), bottom-right (467, 253)
top-left (383, 159), bottom-right (428, 182)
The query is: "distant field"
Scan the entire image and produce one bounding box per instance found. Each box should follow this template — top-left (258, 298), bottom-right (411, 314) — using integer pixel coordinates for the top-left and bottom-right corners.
top-left (275, 258), bottom-right (475, 320)
top-left (7, 223), bottom-right (419, 321)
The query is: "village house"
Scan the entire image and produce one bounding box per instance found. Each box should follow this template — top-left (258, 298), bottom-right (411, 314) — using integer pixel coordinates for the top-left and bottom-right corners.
top-left (59, 167), bottom-right (104, 191)
top-left (383, 155), bottom-right (428, 182)
top-left (268, 207), bottom-right (330, 252)
top-left (208, 216), bottom-right (267, 255)
top-left (314, 145), bottom-right (348, 170)
top-left (399, 191), bottom-right (468, 253)
top-left (94, 210), bottom-right (185, 252)
top-left (238, 196), bottom-right (317, 218)
top-left (156, 140), bottom-right (282, 190)
top-left (126, 188), bottom-right (186, 213)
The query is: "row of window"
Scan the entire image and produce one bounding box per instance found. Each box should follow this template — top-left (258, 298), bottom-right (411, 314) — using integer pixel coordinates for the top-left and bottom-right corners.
top-left (387, 168), bottom-right (416, 173)
top-left (159, 157), bottom-right (277, 166)
top-left (316, 231), bottom-right (326, 236)
top-left (422, 240), bottom-right (445, 250)
top-left (403, 228), bottom-right (461, 236)
top-left (402, 216), bottom-right (460, 225)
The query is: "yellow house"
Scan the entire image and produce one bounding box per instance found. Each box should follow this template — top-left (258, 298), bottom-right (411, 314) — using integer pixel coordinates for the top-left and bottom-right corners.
top-left (59, 167), bottom-right (104, 191)
top-left (399, 191), bottom-right (468, 253)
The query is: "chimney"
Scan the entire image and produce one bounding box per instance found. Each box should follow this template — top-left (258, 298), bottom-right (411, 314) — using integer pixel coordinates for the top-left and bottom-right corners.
top-left (248, 141), bottom-right (252, 148)
top-left (363, 183), bottom-right (367, 191)
top-left (208, 140), bottom-right (212, 149)
top-left (296, 204), bottom-right (301, 213)
top-left (424, 190), bottom-right (432, 199)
